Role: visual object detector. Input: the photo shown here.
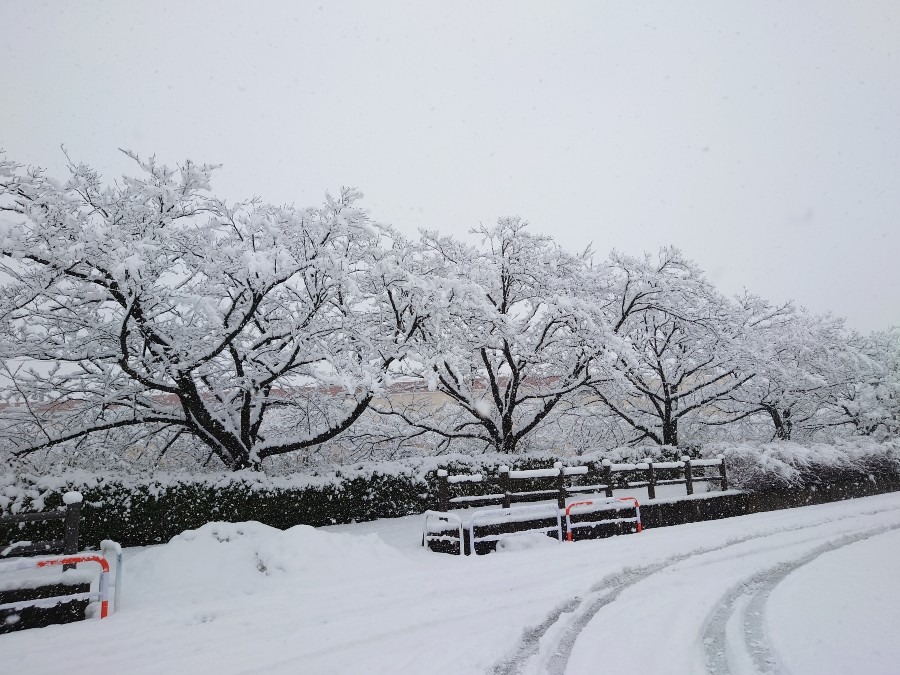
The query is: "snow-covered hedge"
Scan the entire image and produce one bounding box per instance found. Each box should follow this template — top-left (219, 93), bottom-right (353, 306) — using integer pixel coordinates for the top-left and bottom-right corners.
top-left (0, 467), bottom-right (427, 547)
top-left (2, 440), bottom-right (898, 548)
top-left (709, 438), bottom-right (900, 491)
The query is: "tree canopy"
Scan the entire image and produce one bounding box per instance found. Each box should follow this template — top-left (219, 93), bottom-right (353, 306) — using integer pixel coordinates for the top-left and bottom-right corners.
top-left (0, 151), bottom-right (895, 471)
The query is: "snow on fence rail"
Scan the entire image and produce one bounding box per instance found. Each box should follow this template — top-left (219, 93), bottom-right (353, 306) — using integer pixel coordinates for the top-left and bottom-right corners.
top-left (436, 456), bottom-right (727, 511)
top-left (423, 499), bottom-right (642, 556)
top-left (565, 498), bottom-right (642, 541)
top-left (469, 504), bottom-right (563, 553)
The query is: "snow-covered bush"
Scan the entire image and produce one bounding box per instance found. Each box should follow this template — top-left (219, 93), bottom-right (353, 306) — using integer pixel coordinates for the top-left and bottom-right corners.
top-left (709, 438), bottom-right (900, 491)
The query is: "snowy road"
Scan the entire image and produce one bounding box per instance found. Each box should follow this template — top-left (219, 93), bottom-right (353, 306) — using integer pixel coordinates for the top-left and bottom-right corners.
top-left (508, 514), bottom-right (900, 674)
top-left (2, 493), bottom-right (900, 674)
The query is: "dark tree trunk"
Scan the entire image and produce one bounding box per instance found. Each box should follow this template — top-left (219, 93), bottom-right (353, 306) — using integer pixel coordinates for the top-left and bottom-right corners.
top-left (499, 435), bottom-right (518, 455)
top-left (662, 417), bottom-right (678, 446)
top-left (780, 409), bottom-right (793, 440)
top-left (766, 405), bottom-right (792, 441)
top-left (231, 454), bottom-right (260, 471)
top-left (661, 393), bottom-right (678, 446)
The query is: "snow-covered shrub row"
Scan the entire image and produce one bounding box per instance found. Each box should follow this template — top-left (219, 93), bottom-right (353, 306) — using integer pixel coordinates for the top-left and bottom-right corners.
top-left (711, 438), bottom-right (900, 491)
top-left (2, 440), bottom-right (898, 547)
top-left (0, 468), bottom-right (416, 547)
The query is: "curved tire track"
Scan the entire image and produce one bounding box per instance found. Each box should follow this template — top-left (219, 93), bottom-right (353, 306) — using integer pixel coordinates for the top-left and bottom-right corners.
top-left (701, 523), bottom-right (900, 674)
top-left (492, 504), bottom-right (900, 675)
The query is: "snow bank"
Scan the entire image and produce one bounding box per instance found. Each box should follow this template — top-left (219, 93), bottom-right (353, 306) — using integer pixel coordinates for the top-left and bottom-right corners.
top-left (125, 521), bottom-right (411, 609)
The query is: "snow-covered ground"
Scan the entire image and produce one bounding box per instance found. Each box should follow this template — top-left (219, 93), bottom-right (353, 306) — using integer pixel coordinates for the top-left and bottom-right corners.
top-left (2, 492), bottom-right (900, 674)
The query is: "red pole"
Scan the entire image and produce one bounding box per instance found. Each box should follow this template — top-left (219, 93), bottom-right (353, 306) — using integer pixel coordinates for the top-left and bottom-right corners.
top-left (615, 497), bottom-right (642, 533)
top-left (36, 554), bottom-right (111, 618)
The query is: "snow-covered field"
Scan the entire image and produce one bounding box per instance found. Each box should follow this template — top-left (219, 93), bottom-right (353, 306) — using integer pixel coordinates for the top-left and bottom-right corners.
top-left (3, 493), bottom-right (900, 674)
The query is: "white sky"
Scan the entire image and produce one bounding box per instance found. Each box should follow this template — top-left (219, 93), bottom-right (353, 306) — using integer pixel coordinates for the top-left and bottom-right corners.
top-left (2, 1), bottom-right (899, 332)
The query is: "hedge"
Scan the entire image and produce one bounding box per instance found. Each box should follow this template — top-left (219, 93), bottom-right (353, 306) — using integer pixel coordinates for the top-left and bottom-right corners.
top-left (2, 440), bottom-right (899, 549)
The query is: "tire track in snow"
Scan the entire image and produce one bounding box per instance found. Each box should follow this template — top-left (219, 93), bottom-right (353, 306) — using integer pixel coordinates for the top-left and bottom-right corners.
top-left (701, 522), bottom-right (900, 675)
top-left (492, 503), bottom-right (900, 675)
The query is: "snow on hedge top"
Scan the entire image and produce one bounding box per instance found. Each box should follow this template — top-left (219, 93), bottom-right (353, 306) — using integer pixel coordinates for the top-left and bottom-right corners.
top-left (710, 438), bottom-right (900, 489)
top-left (124, 521), bottom-right (413, 610)
top-left (1, 439), bottom-right (898, 513)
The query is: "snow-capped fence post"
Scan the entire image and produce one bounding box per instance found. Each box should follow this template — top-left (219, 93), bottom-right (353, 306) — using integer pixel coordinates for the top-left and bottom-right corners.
top-left (645, 460), bottom-right (656, 500)
top-left (718, 455), bottom-right (728, 491)
top-left (683, 456), bottom-right (694, 496)
top-left (0, 495), bottom-right (82, 564)
top-left (436, 469), bottom-right (449, 511)
top-left (499, 466), bottom-right (511, 509)
top-left (602, 460), bottom-right (613, 498)
top-left (62, 492), bottom-right (83, 571)
top-left (555, 462), bottom-right (567, 511)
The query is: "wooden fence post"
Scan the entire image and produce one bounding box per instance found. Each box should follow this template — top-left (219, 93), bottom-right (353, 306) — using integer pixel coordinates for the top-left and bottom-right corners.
top-left (555, 462), bottom-right (566, 510)
top-left (500, 465), bottom-right (510, 509)
top-left (683, 456), bottom-right (693, 496)
top-left (437, 469), bottom-right (449, 511)
top-left (718, 454), bottom-right (728, 491)
top-left (63, 495), bottom-right (82, 571)
top-left (602, 460), bottom-right (613, 498)
top-left (645, 460), bottom-right (656, 500)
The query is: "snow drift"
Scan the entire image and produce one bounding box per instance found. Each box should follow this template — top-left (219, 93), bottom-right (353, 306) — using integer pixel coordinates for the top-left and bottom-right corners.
top-left (124, 521), bottom-right (413, 609)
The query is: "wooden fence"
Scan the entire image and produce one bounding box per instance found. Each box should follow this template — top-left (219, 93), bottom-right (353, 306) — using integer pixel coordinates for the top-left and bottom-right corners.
top-left (1, 497), bottom-right (82, 559)
top-left (435, 455), bottom-right (727, 512)
top-left (0, 494), bottom-right (89, 633)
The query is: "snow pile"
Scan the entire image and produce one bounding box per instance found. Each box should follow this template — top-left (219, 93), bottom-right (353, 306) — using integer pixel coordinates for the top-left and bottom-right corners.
top-left (125, 521), bottom-right (412, 609)
top-left (62, 491), bottom-right (83, 505)
top-left (495, 532), bottom-right (560, 553)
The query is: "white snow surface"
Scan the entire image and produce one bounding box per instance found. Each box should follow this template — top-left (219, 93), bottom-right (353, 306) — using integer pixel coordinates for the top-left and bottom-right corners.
top-left (2, 493), bottom-right (900, 674)
top-left (61, 491), bottom-right (83, 505)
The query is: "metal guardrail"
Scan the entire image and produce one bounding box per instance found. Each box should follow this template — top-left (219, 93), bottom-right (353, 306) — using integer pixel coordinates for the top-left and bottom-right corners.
top-left (468, 503), bottom-right (563, 555)
top-left (424, 499), bottom-right (645, 556)
top-left (565, 498), bottom-right (642, 541)
top-left (422, 511), bottom-right (465, 556)
top-left (0, 550), bottom-right (120, 620)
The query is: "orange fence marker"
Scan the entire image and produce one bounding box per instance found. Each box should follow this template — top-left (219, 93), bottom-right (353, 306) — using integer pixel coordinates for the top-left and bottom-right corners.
top-left (1, 553), bottom-right (113, 619)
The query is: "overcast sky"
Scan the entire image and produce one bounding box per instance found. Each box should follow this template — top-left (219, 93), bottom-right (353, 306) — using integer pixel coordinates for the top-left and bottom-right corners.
top-left (2, 1), bottom-right (898, 332)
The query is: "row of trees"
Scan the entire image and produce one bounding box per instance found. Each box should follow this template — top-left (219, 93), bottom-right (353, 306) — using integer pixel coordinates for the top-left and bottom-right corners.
top-left (0, 152), bottom-right (897, 471)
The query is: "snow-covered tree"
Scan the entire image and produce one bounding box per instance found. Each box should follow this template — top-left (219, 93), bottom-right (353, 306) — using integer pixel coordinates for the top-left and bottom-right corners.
top-left (585, 249), bottom-right (754, 447)
top-left (375, 218), bottom-right (613, 455)
top-left (708, 298), bottom-right (851, 441)
top-left (0, 152), bottom-right (423, 470)
top-left (824, 328), bottom-right (900, 439)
